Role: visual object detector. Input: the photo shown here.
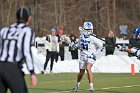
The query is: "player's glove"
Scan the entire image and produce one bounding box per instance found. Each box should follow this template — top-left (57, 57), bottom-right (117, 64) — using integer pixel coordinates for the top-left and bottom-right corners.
top-left (137, 54), bottom-right (140, 60)
top-left (117, 45), bottom-right (125, 51)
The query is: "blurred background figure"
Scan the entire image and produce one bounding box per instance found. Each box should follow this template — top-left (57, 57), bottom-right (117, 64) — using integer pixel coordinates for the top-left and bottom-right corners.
top-left (128, 30), bottom-right (137, 57)
top-left (42, 27), bottom-right (59, 74)
top-left (69, 33), bottom-right (78, 59)
top-left (105, 31), bottom-right (116, 56)
top-left (57, 28), bottom-right (69, 61)
top-left (119, 25), bottom-right (129, 40)
top-left (123, 26), bottom-right (140, 58)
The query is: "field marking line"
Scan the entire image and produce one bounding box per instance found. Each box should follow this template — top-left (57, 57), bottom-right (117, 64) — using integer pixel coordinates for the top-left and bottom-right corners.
top-left (101, 84), bottom-right (140, 90)
top-left (48, 84), bottom-right (140, 93)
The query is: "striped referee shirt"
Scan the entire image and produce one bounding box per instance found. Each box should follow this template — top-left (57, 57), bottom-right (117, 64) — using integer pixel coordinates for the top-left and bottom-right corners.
top-left (0, 23), bottom-right (35, 72)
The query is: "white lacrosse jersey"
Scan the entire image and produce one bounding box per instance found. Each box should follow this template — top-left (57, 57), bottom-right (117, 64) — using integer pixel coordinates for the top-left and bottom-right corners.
top-left (78, 34), bottom-right (103, 56)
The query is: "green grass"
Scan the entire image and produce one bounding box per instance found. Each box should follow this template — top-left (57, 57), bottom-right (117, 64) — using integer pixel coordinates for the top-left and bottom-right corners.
top-left (24, 73), bottom-right (140, 93)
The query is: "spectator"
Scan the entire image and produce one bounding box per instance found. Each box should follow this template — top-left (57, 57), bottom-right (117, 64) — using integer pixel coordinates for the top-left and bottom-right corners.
top-left (42, 27), bottom-right (60, 74)
top-left (69, 34), bottom-right (78, 59)
top-left (128, 31), bottom-right (137, 57)
top-left (0, 6), bottom-right (38, 93)
top-left (105, 31), bottom-right (116, 56)
top-left (57, 28), bottom-right (69, 61)
top-left (119, 25), bottom-right (129, 40)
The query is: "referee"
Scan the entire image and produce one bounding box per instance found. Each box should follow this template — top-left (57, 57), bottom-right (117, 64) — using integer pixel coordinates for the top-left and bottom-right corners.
top-left (0, 6), bottom-right (38, 93)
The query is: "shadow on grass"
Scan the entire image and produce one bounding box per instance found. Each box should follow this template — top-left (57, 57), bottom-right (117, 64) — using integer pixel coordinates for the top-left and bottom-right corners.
top-left (29, 87), bottom-right (73, 92)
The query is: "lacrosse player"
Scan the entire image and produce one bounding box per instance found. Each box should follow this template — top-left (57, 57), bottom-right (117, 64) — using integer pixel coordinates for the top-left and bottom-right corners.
top-left (72, 22), bottom-right (103, 92)
top-left (117, 27), bottom-right (140, 59)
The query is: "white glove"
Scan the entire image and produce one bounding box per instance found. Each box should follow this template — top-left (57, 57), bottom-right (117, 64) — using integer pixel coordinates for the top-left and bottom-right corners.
top-left (117, 45), bottom-right (125, 51)
top-left (131, 47), bottom-right (138, 53)
top-left (88, 53), bottom-right (96, 61)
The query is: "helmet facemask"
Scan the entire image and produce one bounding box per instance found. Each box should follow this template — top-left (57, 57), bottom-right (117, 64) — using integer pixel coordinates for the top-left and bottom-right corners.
top-left (83, 29), bottom-right (93, 36)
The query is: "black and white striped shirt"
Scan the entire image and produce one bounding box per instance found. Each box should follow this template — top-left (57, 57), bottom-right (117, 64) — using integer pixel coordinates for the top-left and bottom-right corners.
top-left (0, 23), bottom-right (35, 71)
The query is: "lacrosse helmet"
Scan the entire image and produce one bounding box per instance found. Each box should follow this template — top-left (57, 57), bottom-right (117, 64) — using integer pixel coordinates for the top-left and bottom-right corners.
top-left (83, 22), bottom-right (93, 36)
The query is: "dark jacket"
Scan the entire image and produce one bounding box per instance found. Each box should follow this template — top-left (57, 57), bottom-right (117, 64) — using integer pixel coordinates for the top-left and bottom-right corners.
top-left (69, 34), bottom-right (78, 59)
top-left (69, 34), bottom-right (77, 51)
top-left (105, 37), bottom-right (116, 50)
top-left (128, 38), bottom-right (140, 57)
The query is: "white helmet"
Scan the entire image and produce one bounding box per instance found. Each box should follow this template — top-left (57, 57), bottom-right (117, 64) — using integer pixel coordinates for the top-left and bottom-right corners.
top-left (83, 22), bottom-right (93, 36)
top-left (83, 22), bottom-right (93, 30)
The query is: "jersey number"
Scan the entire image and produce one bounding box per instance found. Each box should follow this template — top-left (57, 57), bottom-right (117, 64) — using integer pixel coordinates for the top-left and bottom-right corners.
top-left (7, 30), bottom-right (20, 40)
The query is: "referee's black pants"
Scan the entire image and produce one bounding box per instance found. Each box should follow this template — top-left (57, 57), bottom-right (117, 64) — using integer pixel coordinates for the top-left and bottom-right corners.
top-left (0, 62), bottom-right (28, 93)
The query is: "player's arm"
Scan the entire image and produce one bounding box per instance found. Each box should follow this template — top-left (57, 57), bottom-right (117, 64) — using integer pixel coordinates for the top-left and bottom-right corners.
top-left (124, 47), bottom-right (138, 54)
top-left (124, 48), bottom-right (133, 53)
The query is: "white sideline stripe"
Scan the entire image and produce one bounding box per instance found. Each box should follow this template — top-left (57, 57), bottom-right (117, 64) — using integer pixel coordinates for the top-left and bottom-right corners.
top-left (48, 85), bottom-right (140, 93)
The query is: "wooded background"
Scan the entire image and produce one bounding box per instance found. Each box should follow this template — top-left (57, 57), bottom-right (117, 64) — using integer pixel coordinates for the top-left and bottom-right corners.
top-left (0, 0), bottom-right (140, 38)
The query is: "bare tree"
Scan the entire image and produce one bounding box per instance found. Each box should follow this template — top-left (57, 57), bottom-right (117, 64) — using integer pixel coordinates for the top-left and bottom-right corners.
top-left (1, 0), bottom-right (140, 37)
top-left (113, 0), bottom-right (116, 33)
top-left (106, 0), bottom-right (111, 31)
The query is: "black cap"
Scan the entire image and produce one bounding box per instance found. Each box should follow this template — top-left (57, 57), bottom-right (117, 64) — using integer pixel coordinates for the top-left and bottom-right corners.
top-left (16, 6), bottom-right (31, 22)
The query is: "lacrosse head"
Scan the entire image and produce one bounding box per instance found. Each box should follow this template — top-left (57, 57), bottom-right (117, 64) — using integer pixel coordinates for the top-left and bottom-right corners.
top-left (79, 26), bottom-right (84, 35)
top-left (134, 26), bottom-right (140, 38)
top-left (83, 22), bottom-right (93, 36)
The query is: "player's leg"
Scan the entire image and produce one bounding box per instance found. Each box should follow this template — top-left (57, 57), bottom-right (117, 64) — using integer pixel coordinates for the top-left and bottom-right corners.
top-left (86, 63), bottom-right (93, 83)
top-left (73, 69), bottom-right (85, 92)
top-left (86, 62), bottom-right (94, 92)
top-left (77, 69), bottom-right (85, 82)
top-left (73, 57), bottom-right (86, 92)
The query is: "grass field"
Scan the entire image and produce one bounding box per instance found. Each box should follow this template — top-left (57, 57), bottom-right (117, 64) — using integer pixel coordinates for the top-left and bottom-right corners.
top-left (25, 73), bottom-right (140, 93)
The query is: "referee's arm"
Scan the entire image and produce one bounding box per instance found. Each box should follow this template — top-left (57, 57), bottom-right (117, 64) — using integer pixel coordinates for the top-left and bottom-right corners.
top-left (23, 27), bottom-right (35, 75)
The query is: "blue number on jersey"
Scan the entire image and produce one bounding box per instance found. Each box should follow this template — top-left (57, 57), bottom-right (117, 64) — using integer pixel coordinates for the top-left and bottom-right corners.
top-left (80, 38), bottom-right (90, 50)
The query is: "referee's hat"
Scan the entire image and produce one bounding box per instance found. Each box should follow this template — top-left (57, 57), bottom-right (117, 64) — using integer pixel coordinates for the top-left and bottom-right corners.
top-left (16, 6), bottom-right (31, 22)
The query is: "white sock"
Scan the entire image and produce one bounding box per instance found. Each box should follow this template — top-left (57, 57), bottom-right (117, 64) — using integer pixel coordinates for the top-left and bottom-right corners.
top-left (77, 82), bottom-right (80, 87)
top-left (90, 83), bottom-right (94, 88)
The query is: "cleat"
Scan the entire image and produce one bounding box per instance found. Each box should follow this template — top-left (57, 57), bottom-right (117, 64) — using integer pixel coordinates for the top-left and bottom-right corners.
top-left (41, 71), bottom-right (44, 74)
top-left (72, 85), bottom-right (79, 92)
top-left (89, 86), bottom-right (94, 92)
top-left (90, 89), bottom-right (94, 92)
top-left (41, 71), bottom-right (47, 74)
